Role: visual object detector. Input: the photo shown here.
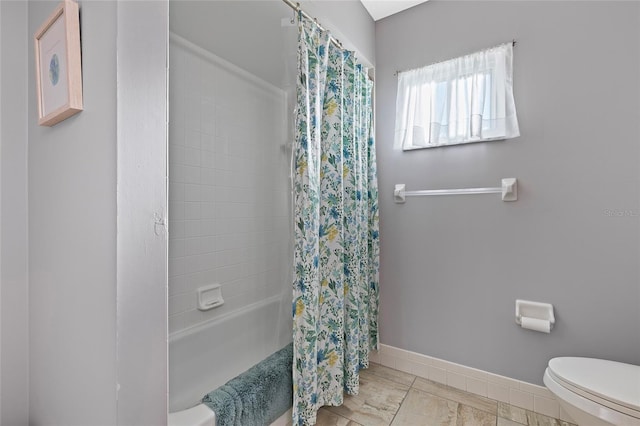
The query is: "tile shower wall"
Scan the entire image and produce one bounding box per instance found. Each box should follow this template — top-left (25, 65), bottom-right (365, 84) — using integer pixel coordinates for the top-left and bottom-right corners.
top-left (168, 35), bottom-right (291, 334)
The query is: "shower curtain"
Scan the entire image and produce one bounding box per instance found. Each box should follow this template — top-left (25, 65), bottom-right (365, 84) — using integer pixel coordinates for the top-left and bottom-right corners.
top-left (292, 15), bottom-right (379, 426)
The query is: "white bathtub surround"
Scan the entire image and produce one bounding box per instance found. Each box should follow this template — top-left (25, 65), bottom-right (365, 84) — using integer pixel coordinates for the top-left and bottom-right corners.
top-left (369, 344), bottom-right (575, 423)
top-left (169, 296), bottom-right (290, 412)
top-left (168, 26), bottom-right (295, 425)
top-left (169, 391), bottom-right (291, 426)
top-left (168, 404), bottom-right (215, 426)
top-left (168, 33), bottom-right (292, 336)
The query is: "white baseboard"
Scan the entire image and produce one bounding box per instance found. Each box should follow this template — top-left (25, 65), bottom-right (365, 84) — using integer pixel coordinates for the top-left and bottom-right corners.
top-left (369, 344), bottom-right (573, 422)
top-left (271, 346), bottom-right (574, 424)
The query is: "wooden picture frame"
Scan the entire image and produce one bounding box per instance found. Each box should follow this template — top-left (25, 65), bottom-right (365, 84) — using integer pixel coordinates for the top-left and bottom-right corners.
top-left (34, 0), bottom-right (83, 127)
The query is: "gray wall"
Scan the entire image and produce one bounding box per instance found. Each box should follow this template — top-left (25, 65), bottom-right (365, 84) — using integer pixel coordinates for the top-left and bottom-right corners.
top-left (170, 0), bottom-right (375, 87)
top-left (301, 0), bottom-right (375, 67)
top-left (0, 1), bottom-right (168, 424)
top-left (28, 1), bottom-right (118, 424)
top-left (1, 1), bottom-right (29, 424)
top-left (375, 1), bottom-right (640, 385)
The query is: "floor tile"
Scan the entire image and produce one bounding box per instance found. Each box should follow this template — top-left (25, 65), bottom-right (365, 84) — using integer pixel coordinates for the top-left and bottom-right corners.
top-left (390, 388), bottom-right (458, 426)
top-left (316, 364), bottom-right (571, 426)
top-left (498, 418), bottom-right (525, 426)
top-left (325, 372), bottom-right (410, 426)
top-left (315, 408), bottom-right (363, 426)
top-left (456, 403), bottom-right (497, 426)
top-left (525, 411), bottom-right (576, 426)
top-left (498, 402), bottom-right (528, 424)
top-left (364, 362), bottom-right (416, 387)
top-left (413, 377), bottom-right (498, 415)
top-left (497, 401), bottom-right (576, 426)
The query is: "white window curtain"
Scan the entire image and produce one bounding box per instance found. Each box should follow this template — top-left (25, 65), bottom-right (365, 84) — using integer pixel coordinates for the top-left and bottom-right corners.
top-left (395, 42), bottom-right (519, 150)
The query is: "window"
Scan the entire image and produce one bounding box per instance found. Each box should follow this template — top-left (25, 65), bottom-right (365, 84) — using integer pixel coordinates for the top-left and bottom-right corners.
top-left (394, 43), bottom-right (520, 150)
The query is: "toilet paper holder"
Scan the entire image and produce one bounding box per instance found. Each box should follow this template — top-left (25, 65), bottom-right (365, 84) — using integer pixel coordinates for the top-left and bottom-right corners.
top-left (515, 299), bottom-right (555, 330)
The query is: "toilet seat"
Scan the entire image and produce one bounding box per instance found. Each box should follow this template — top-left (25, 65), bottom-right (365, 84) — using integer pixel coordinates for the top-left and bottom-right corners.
top-left (546, 357), bottom-right (640, 423)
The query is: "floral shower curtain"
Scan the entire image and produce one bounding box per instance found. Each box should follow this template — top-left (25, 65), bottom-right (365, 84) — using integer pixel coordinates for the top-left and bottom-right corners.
top-left (292, 15), bottom-right (379, 426)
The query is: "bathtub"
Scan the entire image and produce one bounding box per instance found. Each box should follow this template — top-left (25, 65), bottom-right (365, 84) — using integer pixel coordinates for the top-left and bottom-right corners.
top-left (168, 295), bottom-right (292, 426)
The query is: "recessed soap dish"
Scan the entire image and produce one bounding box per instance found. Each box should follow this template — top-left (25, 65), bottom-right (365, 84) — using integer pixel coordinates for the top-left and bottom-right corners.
top-left (197, 284), bottom-right (224, 311)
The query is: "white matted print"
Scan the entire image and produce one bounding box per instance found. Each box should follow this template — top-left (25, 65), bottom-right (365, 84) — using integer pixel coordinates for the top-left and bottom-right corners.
top-left (34, 0), bottom-right (82, 127)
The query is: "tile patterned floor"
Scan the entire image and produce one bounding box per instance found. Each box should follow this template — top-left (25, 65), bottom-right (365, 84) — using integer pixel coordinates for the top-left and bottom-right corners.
top-left (315, 363), bottom-right (576, 426)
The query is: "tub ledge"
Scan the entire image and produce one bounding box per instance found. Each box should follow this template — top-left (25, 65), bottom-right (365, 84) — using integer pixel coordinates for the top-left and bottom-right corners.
top-left (168, 404), bottom-right (215, 426)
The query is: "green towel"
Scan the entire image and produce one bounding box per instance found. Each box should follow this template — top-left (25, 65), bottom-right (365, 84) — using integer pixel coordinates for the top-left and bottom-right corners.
top-left (203, 343), bottom-right (293, 426)
top-left (202, 385), bottom-right (241, 425)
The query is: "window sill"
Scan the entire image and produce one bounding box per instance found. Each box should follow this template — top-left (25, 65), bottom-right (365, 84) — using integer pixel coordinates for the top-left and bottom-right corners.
top-left (402, 135), bottom-right (508, 151)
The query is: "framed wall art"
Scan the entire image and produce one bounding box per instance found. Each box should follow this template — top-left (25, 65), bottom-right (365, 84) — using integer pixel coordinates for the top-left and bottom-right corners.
top-left (34, 0), bottom-right (83, 127)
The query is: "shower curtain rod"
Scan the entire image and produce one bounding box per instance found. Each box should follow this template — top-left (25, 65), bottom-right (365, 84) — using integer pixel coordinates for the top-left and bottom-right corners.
top-left (281, 0), bottom-right (344, 49)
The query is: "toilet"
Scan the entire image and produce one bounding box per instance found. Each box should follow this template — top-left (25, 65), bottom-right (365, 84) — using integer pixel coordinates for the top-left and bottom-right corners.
top-left (544, 357), bottom-right (640, 426)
